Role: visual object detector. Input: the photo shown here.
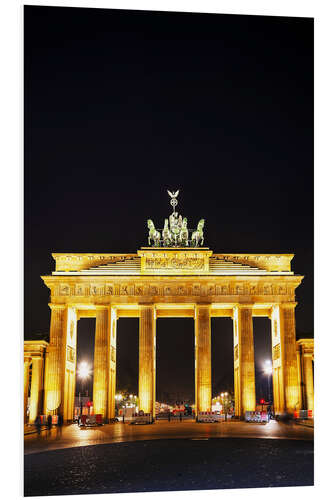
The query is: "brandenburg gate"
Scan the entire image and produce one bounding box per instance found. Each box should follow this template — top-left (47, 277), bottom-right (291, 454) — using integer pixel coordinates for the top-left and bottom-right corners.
top-left (24, 191), bottom-right (313, 423)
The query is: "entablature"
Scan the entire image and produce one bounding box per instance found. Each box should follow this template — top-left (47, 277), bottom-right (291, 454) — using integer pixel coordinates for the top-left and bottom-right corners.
top-left (24, 340), bottom-right (49, 359)
top-left (57, 302), bottom-right (297, 320)
top-left (42, 274), bottom-right (303, 304)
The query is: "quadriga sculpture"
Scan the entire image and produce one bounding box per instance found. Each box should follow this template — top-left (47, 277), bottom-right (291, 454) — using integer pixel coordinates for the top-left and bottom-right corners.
top-left (191, 219), bottom-right (205, 246)
top-left (169, 212), bottom-right (181, 245)
top-left (162, 219), bottom-right (173, 247)
top-left (179, 217), bottom-right (189, 246)
top-left (147, 219), bottom-right (161, 246)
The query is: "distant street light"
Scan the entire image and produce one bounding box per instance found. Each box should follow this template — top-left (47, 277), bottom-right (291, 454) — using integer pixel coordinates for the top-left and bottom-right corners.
top-left (78, 361), bottom-right (91, 380)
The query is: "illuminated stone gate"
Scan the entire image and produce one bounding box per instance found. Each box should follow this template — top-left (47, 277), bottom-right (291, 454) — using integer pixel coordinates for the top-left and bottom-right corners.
top-left (35, 247), bottom-right (307, 421)
top-left (24, 192), bottom-right (313, 423)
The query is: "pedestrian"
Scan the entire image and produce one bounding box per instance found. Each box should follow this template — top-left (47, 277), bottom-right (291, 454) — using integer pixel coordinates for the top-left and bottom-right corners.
top-left (168, 410), bottom-right (171, 423)
top-left (34, 415), bottom-right (41, 436)
top-left (179, 412), bottom-right (182, 422)
top-left (57, 413), bottom-right (63, 438)
top-left (47, 414), bottom-right (52, 438)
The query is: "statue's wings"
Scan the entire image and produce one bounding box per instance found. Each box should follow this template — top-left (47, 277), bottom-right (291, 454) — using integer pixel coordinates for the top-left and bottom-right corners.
top-left (167, 189), bottom-right (180, 198)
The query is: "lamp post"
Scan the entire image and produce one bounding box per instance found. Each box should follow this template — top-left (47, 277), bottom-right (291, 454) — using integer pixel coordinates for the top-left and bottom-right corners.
top-left (77, 361), bottom-right (91, 419)
top-left (223, 392), bottom-right (228, 421)
top-left (264, 360), bottom-right (272, 403)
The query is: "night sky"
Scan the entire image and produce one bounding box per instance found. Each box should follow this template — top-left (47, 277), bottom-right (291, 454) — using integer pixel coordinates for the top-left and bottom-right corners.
top-left (24, 6), bottom-right (313, 403)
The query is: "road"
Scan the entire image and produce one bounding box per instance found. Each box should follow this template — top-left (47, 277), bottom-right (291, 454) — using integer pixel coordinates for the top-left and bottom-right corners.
top-left (24, 419), bottom-right (313, 455)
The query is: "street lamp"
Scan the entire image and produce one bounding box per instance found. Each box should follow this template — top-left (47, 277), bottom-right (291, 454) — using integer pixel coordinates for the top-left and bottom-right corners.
top-left (77, 361), bottom-right (91, 417)
top-left (263, 360), bottom-right (272, 402)
top-left (223, 393), bottom-right (229, 420)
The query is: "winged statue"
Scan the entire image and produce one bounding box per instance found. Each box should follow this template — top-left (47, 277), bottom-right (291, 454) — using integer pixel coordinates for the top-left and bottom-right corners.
top-left (167, 189), bottom-right (179, 199)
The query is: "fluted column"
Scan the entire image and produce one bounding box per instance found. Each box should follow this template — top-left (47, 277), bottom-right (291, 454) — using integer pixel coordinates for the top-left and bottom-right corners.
top-left (296, 347), bottom-right (302, 409)
top-left (138, 305), bottom-right (156, 416)
top-left (93, 306), bottom-right (110, 419)
top-left (195, 305), bottom-right (211, 413)
top-left (233, 305), bottom-right (256, 417)
top-left (44, 304), bottom-right (67, 415)
top-left (271, 305), bottom-right (284, 414)
top-left (272, 303), bottom-right (299, 414)
top-left (303, 354), bottom-right (314, 411)
top-left (29, 357), bottom-right (43, 424)
top-left (107, 307), bottom-right (117, 420)
top-left (24, 357), bottom-right (31, 424)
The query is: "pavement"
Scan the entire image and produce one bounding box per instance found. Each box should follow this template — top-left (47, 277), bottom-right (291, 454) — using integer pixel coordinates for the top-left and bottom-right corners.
top-left (24, 419), bottom-right (313, 455)
top-left (24, 437), bottom-right (314, 496)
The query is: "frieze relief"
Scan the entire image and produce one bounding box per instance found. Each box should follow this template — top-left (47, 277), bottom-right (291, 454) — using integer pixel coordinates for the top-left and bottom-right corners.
top-left (105, 284), bottom-right (114, 295)
top-left (273, 343), bottom-right (281, 361)
top-left (55, 281), bottom-right (295, 298)
top-left (59, 284), bottom-right (70, 296)
top-left (234, 344), bottom-right (239, 361)
top-left (75, 284), bottom-right (85, 296)
top-left (145, 257), bottom-right (205, 270)
top-left (66, 346), bottom-right (75, 363)
top-left (111, 346), bottom-right (116, 363)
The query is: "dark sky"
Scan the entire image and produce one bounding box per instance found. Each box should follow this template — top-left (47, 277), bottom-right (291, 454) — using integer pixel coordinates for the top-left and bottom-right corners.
top-left (24, 6), bottom-right (313, 403)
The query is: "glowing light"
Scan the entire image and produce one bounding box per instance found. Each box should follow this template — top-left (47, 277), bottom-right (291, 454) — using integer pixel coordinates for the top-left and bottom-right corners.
top-left (264, 360), bottom-right (272, 375)
top-left (78, 361), bottom-right (91, 380)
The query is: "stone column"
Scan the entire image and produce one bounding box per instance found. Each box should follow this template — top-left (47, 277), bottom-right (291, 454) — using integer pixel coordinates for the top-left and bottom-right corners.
top-left (303, 354), bottom-right (314, 411)
top-left (29, 357), bottom-right (43, 424)
top-left (63, 307), bottom-right (78, 422)
top-left (296, 347), bottom-right (302, 409)
top-left (271, 305), bottom-right (284, 414)
top-left (93, 306), bottom-right (110, 420)
top-left (44, 304), bottom-right (67, 415)
top-left (107, 307), bottom-right (117, 421)
top-left (272, 303), bottom-right (299, 414)
top-left (233, 305), bottom-right (256, 417)
top-left (24, 357), bottom-right (31, 424)
top-left (195, 305), bottom-right (212, 413)
top-left (138, 305), bottom-right (156, 416)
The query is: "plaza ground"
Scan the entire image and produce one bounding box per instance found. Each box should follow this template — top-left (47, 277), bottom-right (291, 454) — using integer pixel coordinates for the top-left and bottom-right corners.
top-left (24, 420), bottom-right (313, 496)
top-left (24, 419), bottom-right (313, 455)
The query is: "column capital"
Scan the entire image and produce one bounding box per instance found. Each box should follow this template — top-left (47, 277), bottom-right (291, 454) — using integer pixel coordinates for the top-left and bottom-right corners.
top-left (48, 303), bottom-right (66, 311)
top-left (95, 305), bottom-right (109, 311)
top-left (234, 303), bottom-right (254, 310)
top-left (277, 302), bottom-right (298, 310)
top-left (138, 303), bottom-right (156, 310)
